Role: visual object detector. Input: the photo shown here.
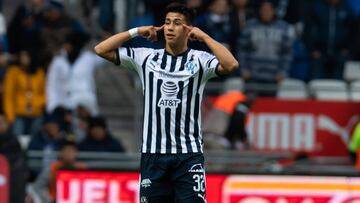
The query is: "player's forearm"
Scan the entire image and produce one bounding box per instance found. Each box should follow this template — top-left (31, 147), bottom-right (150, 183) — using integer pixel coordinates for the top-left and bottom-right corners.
top-left (94, 31), bottom-right (132, 61)
top-left (203, 35), bottom-right (239, 74)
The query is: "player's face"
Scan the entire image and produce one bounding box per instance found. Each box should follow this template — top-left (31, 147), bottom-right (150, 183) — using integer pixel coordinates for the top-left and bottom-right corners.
top-left (164, 12), bottom-right (189, 46)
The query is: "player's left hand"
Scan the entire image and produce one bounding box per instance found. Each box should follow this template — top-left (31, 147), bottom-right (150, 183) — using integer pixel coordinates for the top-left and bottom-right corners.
top-left (182, 24), bottom-right (209, 42)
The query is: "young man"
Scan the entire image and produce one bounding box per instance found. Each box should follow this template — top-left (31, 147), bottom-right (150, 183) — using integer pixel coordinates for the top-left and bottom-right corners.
top-left (95, 3), bottom-right (238, 203)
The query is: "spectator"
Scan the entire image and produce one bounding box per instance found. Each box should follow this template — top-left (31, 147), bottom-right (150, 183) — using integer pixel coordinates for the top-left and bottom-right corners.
top-left (238, 0), bottom-right (293, 96)
top-left (33, 139), bottom-right (86, 203)
top-left (186, 0), bottom-right (206, 15)
top-left (78, 116), bottom-right (125, 152)
top-left (3, 50), bottom-right (46, 136)
top-left (52, 106), bottom-right (73, 135)
top-left (203, 91), bottom-right (249, 150)
top-left (349, 122), bottom-right (360, 163)
top-left (80, 0), bottom-right (116, 33)
top-left (0, 113), bottom-right (26, 203)
top-left (304, 0), bottom-right (352, 79)
top-left (40, 0), bottom-right (84, 68)
top-left (193, 0), bottom-right (232, 51)
top-left (7, 0), bottom-right (44, 58)
top-left (27, 113), bottom-right (65, 176)
top-left (229, 0), bottom-right (255, 54)
top-left (72, 104), bottom-right (92, 143)
top-left (46, 32), bottom-right (104, 115)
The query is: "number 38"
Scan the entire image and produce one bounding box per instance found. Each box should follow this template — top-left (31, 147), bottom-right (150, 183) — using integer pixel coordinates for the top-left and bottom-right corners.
top-left (193, 174), bottom-right (205, 192)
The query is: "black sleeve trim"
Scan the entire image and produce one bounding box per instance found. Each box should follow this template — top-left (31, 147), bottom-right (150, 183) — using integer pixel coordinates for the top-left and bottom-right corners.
top-left (207, 57), bottom-right (216, 68)
top-left (114, 49), bottom-right (120, 65)
top-left (214, 62), bottom-right (224, 77)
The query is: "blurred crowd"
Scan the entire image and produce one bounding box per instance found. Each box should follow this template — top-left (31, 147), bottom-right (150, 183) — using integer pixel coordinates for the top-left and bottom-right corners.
top-left (0, 0), bottom-right (359, 202)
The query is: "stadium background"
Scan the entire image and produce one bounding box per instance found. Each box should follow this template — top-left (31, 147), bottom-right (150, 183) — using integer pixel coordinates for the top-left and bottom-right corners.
top-left (1, 0), bottom-right (360, 202)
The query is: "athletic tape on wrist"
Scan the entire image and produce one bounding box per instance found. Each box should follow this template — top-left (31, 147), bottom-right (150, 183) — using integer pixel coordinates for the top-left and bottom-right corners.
top-left (128, 28), bottom-right (139, 38)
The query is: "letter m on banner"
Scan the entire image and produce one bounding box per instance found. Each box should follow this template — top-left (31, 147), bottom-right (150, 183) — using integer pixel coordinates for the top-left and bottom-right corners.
top-left (0, 154), bottom-right (9, 203)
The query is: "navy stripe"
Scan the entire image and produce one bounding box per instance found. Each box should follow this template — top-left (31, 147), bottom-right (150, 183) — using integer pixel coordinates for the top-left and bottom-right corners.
top-left (206, 57), bottom-right (216, 68)
top-left (175, 81), bottom-right (184, 152)
top-left (114, 49), bottom-right (120, 65)
top-left (165, 108), bottom-right (171, 153)
top-left (193, 60), bottom-right (204, 150)
top-left (126, 47), bottom-right (131, 57)
top-left (161, 52), bottom-right (167, 70)
top-left (155, 79), bottom-right (163, 153)
top-left (214, 62), bottom-right (223, 77)
top-left (141, 55), bottom-right (150, 93)
top-left (184, 78), bottom-right (194, 152)
top-left (169, 56), bottom-right (177, 72)
top-left (146, 72), bottom-right (154, 153)
top-left (179, 54), bottom-right (188, 71)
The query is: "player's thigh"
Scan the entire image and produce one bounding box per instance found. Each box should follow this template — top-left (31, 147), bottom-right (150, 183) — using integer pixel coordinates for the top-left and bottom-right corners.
top-left (140, 154), bottom-right (174, 203)
top-left (173, 154), bottom-right (206, 203)
top-left (139, 181), bottom-right (173, 203)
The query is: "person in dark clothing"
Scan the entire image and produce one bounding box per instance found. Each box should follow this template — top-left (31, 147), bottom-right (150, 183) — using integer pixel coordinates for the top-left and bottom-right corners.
top-left (238, 0), bottom-right (293, 96)
top-left (33, 139), bottom-right (86, 203)
top-left (78, 116), bottom-right (125, 152)
top-left (229, 0), bottom-right (255, 54)
top-left (27, 113), bottom-right (65, 177)
top-left (193, 0), bottom-right (232, 52)
top-left (27, 113), bottom-right (64, 151)
top-left (7, 0), bottom-right (45, 66)
top-left (0, 113), bottom-right (26, 203)
top-left (304, 0), bottom-right (353, 79)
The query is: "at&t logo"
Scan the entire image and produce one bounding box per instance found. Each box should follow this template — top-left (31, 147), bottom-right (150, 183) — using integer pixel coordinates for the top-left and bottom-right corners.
top-left (158, 81), bottom-right (181, 108)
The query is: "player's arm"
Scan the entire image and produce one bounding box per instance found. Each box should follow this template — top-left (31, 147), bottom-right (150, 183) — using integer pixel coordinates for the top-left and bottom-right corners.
top-left (183, 24), bottom-right (239, 75)
top-left (94, 26), bottom-right (163, 63)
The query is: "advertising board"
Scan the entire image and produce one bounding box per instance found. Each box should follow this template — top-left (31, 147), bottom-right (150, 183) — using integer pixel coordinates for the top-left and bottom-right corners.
top-left (57, 171), bottom-right (360, 203)
top-left (248, 99), bottom-right (360, 156)
top-left (0, 155), bottom-right (9, 203)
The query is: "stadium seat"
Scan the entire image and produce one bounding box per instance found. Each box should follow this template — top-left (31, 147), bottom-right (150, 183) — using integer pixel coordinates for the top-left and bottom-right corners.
top-left (277, 78), bottom-right (308, 99)
top-left (350, 80), bottom-right (360, 101)
top-left (308, 79), bottom-right (349, 101)
top-left (223, 77), bottom-right (244, 93)
top-left (344, 61), bottom-right (360, 82)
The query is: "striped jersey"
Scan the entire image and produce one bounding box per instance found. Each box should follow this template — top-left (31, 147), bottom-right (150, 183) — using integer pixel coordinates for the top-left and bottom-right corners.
top-left (117, 47), bottom-right (220, 154)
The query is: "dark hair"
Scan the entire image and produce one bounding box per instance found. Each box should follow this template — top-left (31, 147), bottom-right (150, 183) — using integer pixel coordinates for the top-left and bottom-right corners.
top-left (88, 116), bottom-right (107, 129)
top-left (164, 3), bottom-right (196, 24)
top-left (258, 0), bottom-right (276, 8)
top-left (59, 139), bottom-right (77, 150)
top-left (65, 32), bottom-right (90, 50)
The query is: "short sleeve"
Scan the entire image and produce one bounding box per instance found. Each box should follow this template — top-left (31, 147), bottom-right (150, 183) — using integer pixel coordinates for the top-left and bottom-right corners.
top-left (117, 47), bottom-right (153, 74)
top-left (199, 51), bottom-right (220, 82)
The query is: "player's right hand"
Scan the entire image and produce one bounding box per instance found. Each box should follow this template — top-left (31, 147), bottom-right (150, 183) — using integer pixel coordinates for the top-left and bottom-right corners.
top-left (138, 25), bottom-right (164, 42)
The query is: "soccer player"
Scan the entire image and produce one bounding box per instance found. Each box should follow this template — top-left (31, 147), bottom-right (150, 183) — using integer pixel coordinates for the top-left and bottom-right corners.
top-left (94, 3), bottom-right (239, 203)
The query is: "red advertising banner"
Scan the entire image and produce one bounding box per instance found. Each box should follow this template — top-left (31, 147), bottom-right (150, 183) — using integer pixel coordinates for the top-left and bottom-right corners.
top-left (57, 171), bottom-right (226, 203)
top-left (222, 175), bottom-right (360, 203)
top-left (248, 98), bottom-right (360, 156)
top-left (56, 171), bottom-right (360, 203)
top-left (0, 155), bottom-right (9, 203)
